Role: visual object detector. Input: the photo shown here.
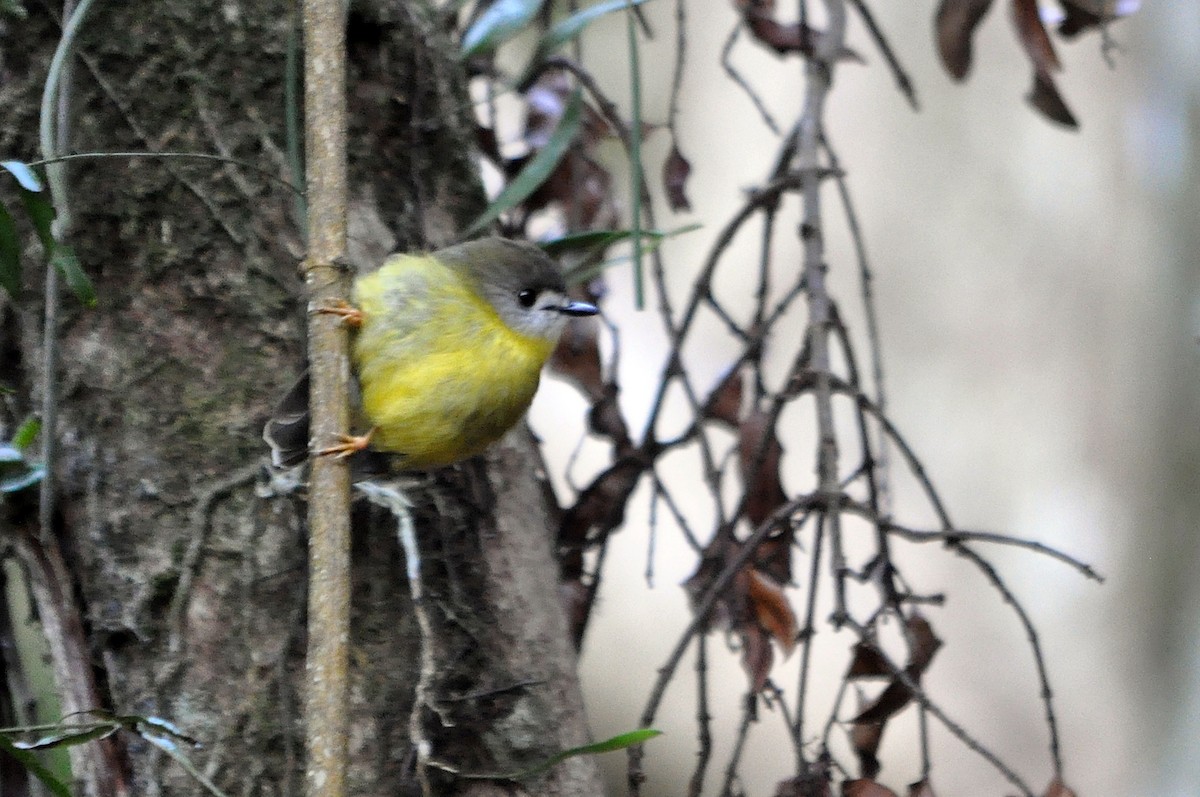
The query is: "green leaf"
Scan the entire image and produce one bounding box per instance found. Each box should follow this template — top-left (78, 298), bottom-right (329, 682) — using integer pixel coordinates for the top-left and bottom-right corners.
top-left (461, 0), bottom-right (545, 58)
top-left (0, 465), bottom-right (44, 493)
top-left (463, 88), bottom-right (583, 238)
top-left (12, 417), bottom-right (40, 451)
top-left (468, 728), bottom-right (663, 781)
top-left (0, 736), bottom-right (72, 797)
top-left (541, 224), bottom-right (700, 257)
top-left (1, 160), bottom-right (41, 192)
top-left (49, 243), bottom-right (95, 306)
top-left (18, 186), bottom-right (55, 253)
top-left (11, 721), bottom-right (119, 750)
top-left (0, 444), bottom-right (22, 463)
top-left (514, 0), bottom-right (653, 88)
top-left (0, 203), bottom-right (19, 297)
top-left (539, 0), bottom-right (651, 55)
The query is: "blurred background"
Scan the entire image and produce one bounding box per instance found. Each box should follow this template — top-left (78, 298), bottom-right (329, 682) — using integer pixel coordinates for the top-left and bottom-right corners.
top-left (527, 3), bottom-right (1198, 795)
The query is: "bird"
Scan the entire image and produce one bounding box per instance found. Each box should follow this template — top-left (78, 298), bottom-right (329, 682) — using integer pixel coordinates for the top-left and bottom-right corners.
top-left (263, 237), bottom-right (598, 471)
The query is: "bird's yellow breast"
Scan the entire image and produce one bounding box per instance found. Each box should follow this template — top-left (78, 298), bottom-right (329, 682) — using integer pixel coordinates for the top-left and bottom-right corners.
top-left (350, 254), bottom-right (554, 467)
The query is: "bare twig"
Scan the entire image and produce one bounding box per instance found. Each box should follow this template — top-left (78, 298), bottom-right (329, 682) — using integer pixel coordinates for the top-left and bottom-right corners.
top-left (301, 1), bottom-right (352, 796)
top-left (845, 0), bottom-right (919, 109)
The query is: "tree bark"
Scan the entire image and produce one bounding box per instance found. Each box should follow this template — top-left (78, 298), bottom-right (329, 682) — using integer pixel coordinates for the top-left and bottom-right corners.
top-left (0, 3), bottom-right (599, 794)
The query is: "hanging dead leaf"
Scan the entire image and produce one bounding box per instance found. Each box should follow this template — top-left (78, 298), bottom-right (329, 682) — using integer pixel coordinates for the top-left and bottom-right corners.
top-left (550, 313), bottom-right (604, 400)
top-left (843, 779), bottom-right (899, 797)
top-left (850, 721), bottom-right (883, 779)
top-left (739, 410), bottom-right (787, 527)
top-left (906, 614), bottom-right (942, 675)
top-left (1043, 776), bottom-right (1078, 797)
top-left (1010, 0), bottom-right (1060, 73)
top-left (934, 0), bottom-right (996, 80)
top-left (1028, 71), bottom-right (1078, 128)
top-left (1009, 0), bottom-right (1079, 127)
top-left (703, 367), bottom-right (744, 427)
top-left (746, 568), bottom-right (797, 656)
top-left (850, 678), bottom-right (913, 725)
top-left (1057, 0), bottom-right (1139, 37)
top-left (663, 143), bottom-right (693, 212)
top-left (734, 0), bottom-right (862, 61)
top-left (560, 458), bottom-right (646, 545)
top-left (847, 642), bottom-right (892, 678)
top-left (775, 770), bottom-right (833, 797)
top-left (740, 621), bottom-right (774, 692)
top-left (589, 389), bottom-right (632, 452)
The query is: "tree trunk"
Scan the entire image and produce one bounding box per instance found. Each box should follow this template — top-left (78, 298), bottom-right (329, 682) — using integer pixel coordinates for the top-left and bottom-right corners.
top-left (0, 3), bottom-right (599, 794)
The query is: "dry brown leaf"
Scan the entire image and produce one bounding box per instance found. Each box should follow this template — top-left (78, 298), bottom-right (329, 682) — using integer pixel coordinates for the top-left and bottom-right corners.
top-left (747, 568), bottom-right (798, 657)
top-left (843, 779), bottom-right (899, 797)
top-left (934, 0), bottom-right (997, 80)
top-left (1028, 71), bottom-right (1078, 128)
top-left (734, 0), bottom-right (862, 60)
top-left (560, 459), bottom-right (646, 544)
top-left (850, 721), bottom-right (883, 779)
top-left (588, 390), bottom-right (632, 451)
top-left (663, 142), bottom-right (693, 212)
top-left (739, 411), bottom-right (787, 527)
top-left (740, 621), bottom-right (774, 692)
top-left (850, 678), bottom-right (913, 725)
top-left (906, 614), bottom-right (943, 675)
top-left (1058, 0), bottom-right (1139, 37)
top-left (704, 368), bottom-right (744, 427)
top-left (549, 314), bottom-right (604, 400)
top-left (847, 642), bottom-right (892, 679)
top-left (775, 771), bottom-right (833, 797)
top-left (1010, 0), bottom-right (1061, 73)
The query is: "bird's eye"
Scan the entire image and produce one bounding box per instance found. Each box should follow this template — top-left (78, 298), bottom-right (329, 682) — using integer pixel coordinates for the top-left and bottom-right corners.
top-left (517, 289), bottom-right (538, 308)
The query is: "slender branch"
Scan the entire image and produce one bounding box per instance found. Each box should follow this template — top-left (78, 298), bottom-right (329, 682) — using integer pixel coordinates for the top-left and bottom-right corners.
top-left (845, 0), bottom-right (918, 109)
top-left (686, 634), bottom-right (713, 797)
top-left (301, 2), bottom-right (352, 796)
top-left (797, 0), bottom-right (849, 633)
top-left (881, 521), bottom-right (1103, 582)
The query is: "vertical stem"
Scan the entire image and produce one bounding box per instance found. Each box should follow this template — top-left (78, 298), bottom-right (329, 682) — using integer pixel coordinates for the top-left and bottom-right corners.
top-left (625, 0), bottom-right (644, 307)
top-left (302, 2), bottom-right (351, 796)
top-left (797, 0), bottom-right (847, 625)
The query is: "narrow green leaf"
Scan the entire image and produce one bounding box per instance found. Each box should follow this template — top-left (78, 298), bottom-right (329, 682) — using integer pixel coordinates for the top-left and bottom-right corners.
top-left (12, 417), bottom-right (40, 451)
top-left (461, 0), bottom-right (545, 58)
top-left (565, 727), bottom-right (662, 755)
top-left (0, 203), bottom-right (21, 297)
top-left (0, 736), bottom-right (72, 797)
top-left (49, 244), bottom-right (95, 306)
top-left (541, 223), bottom-right (700, 257)
top-left (468, 728), bottom-right (663, 781)
top-left (540, 0), bottom-right (650, 54)
top-left (0, 444), bottom-right (23, 463)
top-left (1, 160), bottom-right (42, 192)
top-left (12, 721), bottom-right (118, 750)
top-left (625, 0), bottom-right (645, 308)
top-left (463, 88), bottom-right (583, 238)
top-left (0, 466), bottom-right (44, 493)
top-left (18, 187), bottom-right (55, 252)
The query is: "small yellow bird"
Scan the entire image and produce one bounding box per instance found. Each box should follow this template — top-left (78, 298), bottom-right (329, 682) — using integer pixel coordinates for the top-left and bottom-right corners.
top-left (264, 237), bottom-right (597, 470)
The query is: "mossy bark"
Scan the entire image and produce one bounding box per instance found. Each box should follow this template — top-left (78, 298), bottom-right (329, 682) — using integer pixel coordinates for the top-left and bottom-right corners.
top-left (0, 3), bottom-right (598, 795)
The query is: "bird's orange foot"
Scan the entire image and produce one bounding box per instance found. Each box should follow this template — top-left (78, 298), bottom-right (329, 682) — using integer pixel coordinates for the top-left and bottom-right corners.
top-left (317, 300), bottom-right (364, 328)
top-left (317, 428), bottom-right (375, 459)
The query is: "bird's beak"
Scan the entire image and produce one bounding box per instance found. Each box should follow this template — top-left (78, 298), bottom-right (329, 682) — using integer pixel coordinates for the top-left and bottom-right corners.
top-left (555, 300), bottom-right (599, 317)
